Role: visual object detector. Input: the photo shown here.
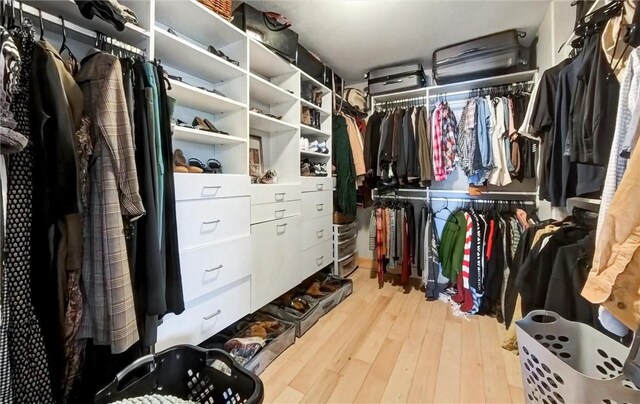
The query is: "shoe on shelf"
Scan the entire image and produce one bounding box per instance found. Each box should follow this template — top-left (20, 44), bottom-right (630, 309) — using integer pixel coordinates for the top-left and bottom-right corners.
top-left (207, 44), bottom-right (240, 66)
top-left (301, 161), bottom-right (313, 176)
top-left (188, 158), bottom-right (211, 173)
top-left (299, 137), bottom-right (310, 150)
top-left (301, 107), bottom-right (312, 126)
top-left (308, 140), bottom-right (319, 153)
top-left (207, 159), bottom-right (223, 174)
top-left (173, 149), bottom-right (202, 173)
top-left (317, 141), bottom-right (329, 154)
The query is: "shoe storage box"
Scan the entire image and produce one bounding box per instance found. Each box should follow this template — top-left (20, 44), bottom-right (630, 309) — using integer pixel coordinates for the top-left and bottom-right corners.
top-left (260, 295), bottom-right (322, 337)
top-left (309, 273), bottom-right (353, 318)
top-left (200, 312), bottom-right (296, 376)
top-left (297, 44), bottom-right (324, 83)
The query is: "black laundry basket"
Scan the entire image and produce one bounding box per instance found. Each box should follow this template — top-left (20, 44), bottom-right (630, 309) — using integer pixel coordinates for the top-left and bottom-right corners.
top-left (95, 345), bottom-right (264, 404)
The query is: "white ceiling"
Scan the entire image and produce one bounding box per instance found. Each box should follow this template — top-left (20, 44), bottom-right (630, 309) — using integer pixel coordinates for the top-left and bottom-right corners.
top-left (240, 0), bottom-right (552, 83)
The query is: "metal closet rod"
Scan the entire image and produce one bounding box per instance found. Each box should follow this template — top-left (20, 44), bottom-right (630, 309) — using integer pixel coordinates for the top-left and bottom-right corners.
top-left (429, 197), bottom-right (536, 205)
top-left (428, 189), bottom-right (538, 196)
top-left (373, 194), bottom-right (426, 201)
top-left (13, 0), bottom-right (145, 55)
top-left (428, 80), bottom-right (535, 99)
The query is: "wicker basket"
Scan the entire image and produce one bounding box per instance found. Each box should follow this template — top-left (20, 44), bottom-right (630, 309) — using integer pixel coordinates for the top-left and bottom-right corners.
top-left (198, 0), bottom-right (233, 21)
top-left (333, 211), bottom-right (356, 225)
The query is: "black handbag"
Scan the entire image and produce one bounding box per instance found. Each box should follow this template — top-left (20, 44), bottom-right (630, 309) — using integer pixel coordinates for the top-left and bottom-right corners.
top-left (233, 2), bottom-right (298, 63)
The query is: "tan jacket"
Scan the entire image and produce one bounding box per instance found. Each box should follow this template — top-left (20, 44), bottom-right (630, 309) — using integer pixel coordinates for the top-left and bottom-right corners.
top-left (582, 141), bottom-right (640, 330)
top-left (602, 0), bottom-right (637, 81)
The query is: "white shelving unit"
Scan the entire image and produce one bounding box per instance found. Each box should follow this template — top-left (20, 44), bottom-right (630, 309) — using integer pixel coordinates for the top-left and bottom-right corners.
top-left (27, 0), bottom-right (335, 354)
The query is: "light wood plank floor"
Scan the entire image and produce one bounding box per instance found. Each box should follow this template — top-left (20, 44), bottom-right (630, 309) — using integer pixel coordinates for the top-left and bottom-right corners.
top-left (260, 267), bottom-right (525, 403)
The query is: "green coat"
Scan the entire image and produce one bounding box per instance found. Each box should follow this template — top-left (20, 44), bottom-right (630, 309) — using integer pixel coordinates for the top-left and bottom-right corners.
top-left (438, 210), bottom-right (466, 281)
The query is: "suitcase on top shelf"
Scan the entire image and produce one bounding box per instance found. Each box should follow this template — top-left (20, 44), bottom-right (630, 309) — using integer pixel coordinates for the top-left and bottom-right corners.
top-left (432, 29), bottom-right (533, 84)
top-left (365, 63), bottom-right (427, 96)
top-left (297, 44), bottom-right (324, 83)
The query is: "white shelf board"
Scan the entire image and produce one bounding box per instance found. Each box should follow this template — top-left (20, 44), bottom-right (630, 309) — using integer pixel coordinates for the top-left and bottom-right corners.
top-left (168, 79), bottom-right (246, 113)
top-left (25, 0), bottom-right (150, 46)
top-left (155, 0), bottom-right (246, 46)
top-left (300, 150), bottom-right (331, 158)
top-left (175, 173), bottom-right (249, 181)
top-left (300, 124), bottom-right (330, 138)
top-left (428, 70), bottom-right (538, 97)
top-left (300, 70), bottom-right (330, 94)
top-left (249, 74), bottom-right (297, 105)
top-left (173, 126), bottom-right (246, 145)
top-left (300, 99), bottom-right (331, 116)
top-left (249, 39), bottom-right (298, 78)
top-left (250, 182), bottom-right (301, 188)
top-left (155, 28), bottom-right (246, 83)
top-left (249, 111), bottom-right (297, 133)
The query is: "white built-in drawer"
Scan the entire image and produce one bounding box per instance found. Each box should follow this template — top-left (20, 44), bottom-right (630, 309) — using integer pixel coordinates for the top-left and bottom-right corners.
top-left (251, 184), bottom-right (301, 205)
top-left (251, 200), bottom-right (301, 224)
top-left (302, 239), bottom-right (333, 280)
top-left (302, 215), bottom-right (333, 250)
top-left (302, 191), bottom-right (333, 221)
top-left (156, 277), bottom-right (251, 351)
top-left (180, 236), bottom-right (251, 303)
top-left (174, 173), bottom-right (250, 201)
top-left (176, 197), bottom-right (250, 250)
top-left (250, 216), bottom-right (302, 312)
top-left (301, 177), bottom-right (333, 193)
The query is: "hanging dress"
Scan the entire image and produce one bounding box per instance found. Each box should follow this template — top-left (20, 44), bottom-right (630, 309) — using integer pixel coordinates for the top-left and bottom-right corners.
top-left (5, 20), bottom-right (55, 403)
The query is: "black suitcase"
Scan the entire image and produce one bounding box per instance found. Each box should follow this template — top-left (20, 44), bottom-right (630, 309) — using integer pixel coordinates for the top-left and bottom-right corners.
top-left (365, 64), bottom-right (427, 96)
top-left (432, 29), bottom-right (532, 84)
top-left (232, 3), bottom-right (298, 63)
top-left (296, 44), bottom-right (324, 83)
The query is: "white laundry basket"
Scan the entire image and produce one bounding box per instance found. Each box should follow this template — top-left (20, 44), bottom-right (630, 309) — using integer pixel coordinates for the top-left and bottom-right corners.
top-left (515, 310), bottom-right (640, 404)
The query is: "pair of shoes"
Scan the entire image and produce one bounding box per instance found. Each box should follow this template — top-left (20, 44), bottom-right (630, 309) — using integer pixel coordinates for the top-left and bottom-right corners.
top-left (301, 107), bottom-right (312, 126)
top-left (174, 149), bottom-right (202, 173)
top-left (301, 161), bottom-right (313, 176)
top-left (259, 170), bottom-right (277, 184)
top-left (306, 282), bottom-right (327, 298)
top-left (308, 140), bottom-right (328, 154)
top-left (313, 163), bottom-right (328, 176)
top-left (192, 116), bottom-right (228, 135)
top-left (207, 44), bottom-right (240, 66)
top-left (188, 158), bottom-right (223, 174)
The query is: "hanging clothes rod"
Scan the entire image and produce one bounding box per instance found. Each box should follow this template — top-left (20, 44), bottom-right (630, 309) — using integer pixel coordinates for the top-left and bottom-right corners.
top-left (373, 194), bottom-right (426, 202)
top-left (561, 0), bottom-right (605, 52)
top-left (375, 96), bottom-right (428, 106)
top-left (429, 197), bottom-right (536, 205)
top-left (428, 81), bottom-right (534, 99)
top-left (13, 0), bottom-right (145, 55)
top-left (428, 189), bottom-right (538, 196)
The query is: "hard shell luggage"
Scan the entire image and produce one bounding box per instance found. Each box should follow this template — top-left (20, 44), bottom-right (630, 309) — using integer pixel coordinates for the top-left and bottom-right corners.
top-left (365, 63), bottom-right (427, 96)
top-left (432, 29), bottom-right (532, 84)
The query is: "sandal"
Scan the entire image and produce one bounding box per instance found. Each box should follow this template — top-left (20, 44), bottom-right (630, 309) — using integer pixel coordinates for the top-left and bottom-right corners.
top-left (188, 158), bottom-right (212, 173)
top-left (207, 159), bottom-right (223, 174)
top-left (290, 297), bottom-right (310, 313)
top-left (173, 149), bottom-right (201, 173)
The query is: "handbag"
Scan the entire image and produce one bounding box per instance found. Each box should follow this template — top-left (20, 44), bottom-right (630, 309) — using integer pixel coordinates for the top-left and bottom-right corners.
top-left (344, 88), bottom-right (366, 111)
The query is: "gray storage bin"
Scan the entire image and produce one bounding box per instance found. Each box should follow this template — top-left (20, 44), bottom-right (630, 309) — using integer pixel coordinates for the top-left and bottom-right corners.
top-left (242, 313), bottom-right (296, 376)
top-left (261, 295), bottom-right (321, 337)
top-left (309, 273), bottom-right (354, 318)
top-left (516, 310), bottom-right (640, 404)
top-left (199, 312), bottom-right (296, 376)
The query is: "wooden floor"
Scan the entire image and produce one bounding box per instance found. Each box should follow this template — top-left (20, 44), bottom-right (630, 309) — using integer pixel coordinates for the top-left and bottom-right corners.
top-left (260, 267), bottom-right (525, 403)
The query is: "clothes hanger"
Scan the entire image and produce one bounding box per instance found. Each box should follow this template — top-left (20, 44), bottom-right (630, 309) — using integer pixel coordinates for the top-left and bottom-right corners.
top-left (58, 17), bottom-right (79, 75)
top-left (37, 8), bottom-right (44, 40)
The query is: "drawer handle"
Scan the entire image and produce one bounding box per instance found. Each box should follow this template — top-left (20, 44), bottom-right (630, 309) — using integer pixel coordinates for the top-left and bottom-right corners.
top-left (201, 185), bottom-right (221, 196)
top-left (205, 265), bottom-right (223, 273)
top-left (316, 203), bottom-right (324, 211)
top-left (202, 219), bottom-right (221, 225)
top-left (275, 209), bottom-right (286, 218)
top-left (316, 256), bottom-right (324, 266)
top-left (203, 309), bottom-right (222, 321)
top-left (276, 223), bottom-right (288, 232)
top-left (275, 192), bottom-right (286, 201)
top-left (316, 183), bottom-right (324, 191)
top-left (316, 229), bottom-right (324, 238)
